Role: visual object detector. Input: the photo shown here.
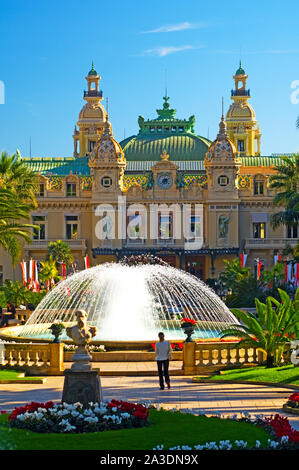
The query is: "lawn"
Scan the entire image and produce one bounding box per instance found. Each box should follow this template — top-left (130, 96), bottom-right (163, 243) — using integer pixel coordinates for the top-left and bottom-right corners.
top-left (0, 370), bottom-right (43, 383)
top-left (0, 409), bottom-right (271, 450)
top-left (196, 365), bottom-right (299, 386)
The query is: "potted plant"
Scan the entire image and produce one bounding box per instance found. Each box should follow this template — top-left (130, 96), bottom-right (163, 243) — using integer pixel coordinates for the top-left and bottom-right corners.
top-left (48, 322), bottom-right (65, 343)
top-left (180, 318), bottom-right (197, 342)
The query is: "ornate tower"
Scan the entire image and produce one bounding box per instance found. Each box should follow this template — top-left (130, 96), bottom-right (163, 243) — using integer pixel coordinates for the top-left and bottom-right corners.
top-left (88, 117), bottom-right (126, 198)
top-left (225, 62), bottom-right (261, 156)
top-left (204, 115), bottom-right (241, 249)
top-left (73, 63), bottom-right (107, 157)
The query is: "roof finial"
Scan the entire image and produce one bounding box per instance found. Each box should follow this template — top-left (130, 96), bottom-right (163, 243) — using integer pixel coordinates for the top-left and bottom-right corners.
top-left (221, 96), bottom-right (224, 120)
top-left (165, 68), bottom-right (168, 98)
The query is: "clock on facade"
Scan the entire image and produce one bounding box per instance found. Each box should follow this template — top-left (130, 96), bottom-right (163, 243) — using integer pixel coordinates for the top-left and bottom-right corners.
top-left (157, 172), bottom-right (173, 189)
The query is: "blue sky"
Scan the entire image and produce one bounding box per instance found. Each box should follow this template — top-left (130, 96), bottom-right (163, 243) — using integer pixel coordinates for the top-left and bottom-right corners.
top-left (0, 0), bottom-right (299, 157)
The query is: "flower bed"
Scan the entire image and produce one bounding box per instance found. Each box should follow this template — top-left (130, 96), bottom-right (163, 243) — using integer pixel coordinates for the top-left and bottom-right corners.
top-left (152, 411), bottom-right (299, 450)
top-left (8, 400), bottom-right (149, 433)
top-left (283, 393), bottom-right (299, 415)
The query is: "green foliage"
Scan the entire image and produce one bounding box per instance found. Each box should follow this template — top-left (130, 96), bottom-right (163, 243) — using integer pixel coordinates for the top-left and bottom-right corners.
top-left (47, 240), bottom-right (74, 267)
top-left (0, 151), bottom-right (38, 265)
top-left (0, 280), bottom-right (46, 307)
top-left (219, 259), bottom-right (264, 307)
top-left (1, 280), bottom-right (29, 306)
top-left (269, 154), bottom-right (299, 230)
top-left (221, 289), bottom-right (299, 367)
top-left (39, 255), bottom-right (61, 286)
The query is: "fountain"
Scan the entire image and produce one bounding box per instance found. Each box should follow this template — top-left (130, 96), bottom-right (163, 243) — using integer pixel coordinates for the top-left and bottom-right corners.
top-left (1, 263), bottom-right (240, 349)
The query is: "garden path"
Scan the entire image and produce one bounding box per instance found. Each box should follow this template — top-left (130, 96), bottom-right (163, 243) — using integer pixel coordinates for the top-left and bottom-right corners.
top-left (0, 372), bottom-right (298, 431)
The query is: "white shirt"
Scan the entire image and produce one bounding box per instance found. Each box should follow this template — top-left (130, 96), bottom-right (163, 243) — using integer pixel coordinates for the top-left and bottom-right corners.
top-left (155, 340), bottom-right (172, 361)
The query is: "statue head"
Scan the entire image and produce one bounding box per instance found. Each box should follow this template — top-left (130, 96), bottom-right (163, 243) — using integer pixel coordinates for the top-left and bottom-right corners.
top-left (75, 309), bottom-right (88, 327)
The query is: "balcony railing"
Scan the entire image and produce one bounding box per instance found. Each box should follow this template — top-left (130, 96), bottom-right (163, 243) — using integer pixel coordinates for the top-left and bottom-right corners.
top-left (24, 238), bottom-right (87, 250)
top-left (124, 238), bottom-right (145, 246)
top-left (245, 238), bottom-right (298, 248)
top-left (84, 90), bottom-right (103, 98)
top-left (231, 89), bottom-right (250, 97)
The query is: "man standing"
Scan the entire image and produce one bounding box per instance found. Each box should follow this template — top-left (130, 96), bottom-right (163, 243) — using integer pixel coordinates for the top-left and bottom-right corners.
top-left (155, 332), bottom-right (172, 390)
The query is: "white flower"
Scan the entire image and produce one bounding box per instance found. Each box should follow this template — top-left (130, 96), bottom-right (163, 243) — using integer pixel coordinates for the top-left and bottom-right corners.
top-left (152, 445), bottom-right (164, 450)
top-left (268, 439), bottom-right (279, 449)
top-left (255, 440), bottom-right (261, 448)
top-left (194, 444), bottom-right (204, 450)
top-left (219, 440), bottom-right (232, 450)
top-left (84, 416), bottom-right (98, 424)
top-left (280, 436), bottom-right (289, 444)
top-left (204, 442), bottom-right (218, 450)
top-left (83, 409), bottom-right (95, 417)
top-left (235, 440), bottom-right (247, 449)
top-left (59, 418), bottom-right (76, 432)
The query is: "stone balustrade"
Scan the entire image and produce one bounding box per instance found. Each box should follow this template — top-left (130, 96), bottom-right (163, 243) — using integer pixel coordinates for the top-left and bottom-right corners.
top-left (182, 341), bottom-right (291, 375)
top-left (0, 342), bottom-right (64, 376)
top-left (0, 341), bottom-right (291, 376)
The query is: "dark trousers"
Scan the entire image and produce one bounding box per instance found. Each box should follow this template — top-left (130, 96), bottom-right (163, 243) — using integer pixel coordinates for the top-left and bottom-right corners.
top-left (157, 360), bottom-right (170, 389)
top-left (0, 315), bottom-right (12, 327)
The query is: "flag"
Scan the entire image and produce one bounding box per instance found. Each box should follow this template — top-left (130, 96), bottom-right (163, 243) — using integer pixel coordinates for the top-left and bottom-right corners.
top-left (284, 262), bottom-right (292, 283)
top-left (240, 253), bottom-right (247, 268)
top-left (284, 262), bottom-right (288, 283)
top-left (20, 261), bottom-right (27, 286)
top-left (296, 263), bottom-right (299, 288)
top-left (274, 254), bottom-right (282, 265)
top-left (257, 259), bottom-right (263, 280)
top-left (35, 262), bottom-right (40, 292)
top-left (28, 259), bottom-right (35, 291)
top-left (62, 263), bottom-right (66, 280)
top-left (84, 255), bottom-right (90, 269)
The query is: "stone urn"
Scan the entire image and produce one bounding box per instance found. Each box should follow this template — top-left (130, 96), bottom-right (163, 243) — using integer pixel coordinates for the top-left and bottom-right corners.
top-left (181, 320), bottom-right (196, 343)
top-left (49, 322), bottom-right (65, 343)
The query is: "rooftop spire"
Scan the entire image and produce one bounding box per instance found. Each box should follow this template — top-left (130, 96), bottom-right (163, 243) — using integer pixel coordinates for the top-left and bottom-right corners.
top-left (88, 61), bottom-right (98, 76)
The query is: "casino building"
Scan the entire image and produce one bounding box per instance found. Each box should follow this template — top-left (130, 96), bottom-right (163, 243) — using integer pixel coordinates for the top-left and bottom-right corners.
top-left (1, 62), bottom-right (297, 282)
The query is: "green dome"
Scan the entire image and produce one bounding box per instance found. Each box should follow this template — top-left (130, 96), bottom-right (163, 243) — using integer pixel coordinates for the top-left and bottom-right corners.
top-left (120, 96), bottom-right (211, 161)
top-left (88, 61), bottom-right (98, 76)
top-left (235, 60), bottom-right (246, 76)
top-left (120, 133), bottom-right (211, 162)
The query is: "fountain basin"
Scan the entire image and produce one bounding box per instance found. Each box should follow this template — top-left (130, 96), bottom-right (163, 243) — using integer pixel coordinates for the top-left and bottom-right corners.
top-left (3, 263), bottom-right (239, 348)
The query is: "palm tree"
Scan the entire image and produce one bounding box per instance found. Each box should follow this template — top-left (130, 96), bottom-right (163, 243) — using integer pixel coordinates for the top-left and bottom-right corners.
top-left (0, 150), bottom-right (38, 205)
top-left (0, 151), bottom-right (38, 264)
top-left (39, 255), bottom-right (61, 289)
top-left (0, 187), bottom-right (37, 264)
top-left (220, 289), bottom-right (299, 367)
top-left (47, 240), bottom-right (74, 267)
top-left (269, 154), bottom-right (299, 229)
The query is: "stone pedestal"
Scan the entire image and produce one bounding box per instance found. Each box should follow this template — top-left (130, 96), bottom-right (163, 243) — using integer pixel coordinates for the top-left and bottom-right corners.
top-left (62, 369), bottom-right (102, 405)
top-left (182, 342), bottom-right (196, 375)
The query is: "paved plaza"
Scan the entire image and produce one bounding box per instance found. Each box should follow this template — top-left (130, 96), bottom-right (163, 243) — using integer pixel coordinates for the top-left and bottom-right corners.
top-left (0, 370), bottom-right (298, 431)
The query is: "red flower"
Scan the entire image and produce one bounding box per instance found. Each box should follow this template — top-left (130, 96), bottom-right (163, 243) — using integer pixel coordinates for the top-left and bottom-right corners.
top-left (181, 318), bottom-right (197, 325)
top-left (8, 401), bottom-right (55, 421)
top-left (263, 414), bottom-right (299, 443)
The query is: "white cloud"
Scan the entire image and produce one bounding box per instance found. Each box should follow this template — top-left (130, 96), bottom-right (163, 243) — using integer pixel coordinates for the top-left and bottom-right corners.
top-left (143, 45), bottom-right (202, 57)
top-left (141, 22), bottom-right (206, 34)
